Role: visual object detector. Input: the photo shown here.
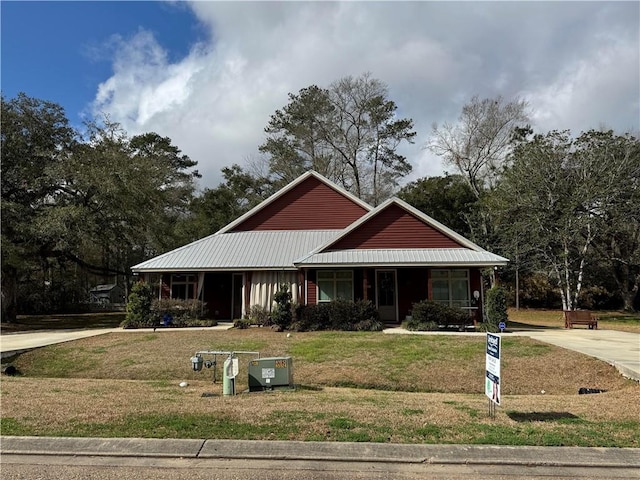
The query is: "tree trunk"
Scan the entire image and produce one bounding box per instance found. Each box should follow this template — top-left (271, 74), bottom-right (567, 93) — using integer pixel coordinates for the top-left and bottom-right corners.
top-left (573, 224), bottom-right (593, 309)
top-left (1, 267), bottom-right (18, 322)
top-left (553, 262), bottom-right (569, 311)
top-left (563, 243), bottom-right (573, 311)
top-left (621, 273), bottom-right (639, 312)
top-left (612, 262), bottom-right (639, 312)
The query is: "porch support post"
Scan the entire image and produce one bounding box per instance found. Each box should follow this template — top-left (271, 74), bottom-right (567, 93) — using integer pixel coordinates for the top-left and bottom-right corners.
top-left (244, 272), bottom-right (252, 318)
top-left (298, 270), bottom-right (305, 304)
top-left (362, 269), bottom-right (368, 301)
top-left (480, 276), bottom-right (486, 323)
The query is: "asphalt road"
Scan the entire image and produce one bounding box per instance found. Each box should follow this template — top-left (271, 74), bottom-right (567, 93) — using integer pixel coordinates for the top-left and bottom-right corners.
top-left (2, 454), bottom-right (639, 479)
top-left (2, 438), bottom-right (639, 480)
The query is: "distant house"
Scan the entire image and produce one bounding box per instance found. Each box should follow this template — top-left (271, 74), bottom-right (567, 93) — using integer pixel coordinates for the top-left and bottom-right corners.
top-left (89, 284), bottom-right (125, 305)
top-left (132, 171), bottom-right (508, 323)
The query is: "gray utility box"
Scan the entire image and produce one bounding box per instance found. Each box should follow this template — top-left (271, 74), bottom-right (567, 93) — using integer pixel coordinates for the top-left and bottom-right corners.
top-left (248, 356), bottom-right (294, 391)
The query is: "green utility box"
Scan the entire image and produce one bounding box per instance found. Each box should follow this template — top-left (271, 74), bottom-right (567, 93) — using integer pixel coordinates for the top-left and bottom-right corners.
top-left (248, 356), bottom-right (294, 391)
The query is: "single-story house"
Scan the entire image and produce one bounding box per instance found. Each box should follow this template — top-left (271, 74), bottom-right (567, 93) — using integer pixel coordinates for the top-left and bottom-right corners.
top-left (132, 171), bottom-right (508, 323)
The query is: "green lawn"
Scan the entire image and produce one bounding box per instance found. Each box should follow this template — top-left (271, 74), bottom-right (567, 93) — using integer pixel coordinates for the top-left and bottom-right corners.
top-left (1, 325), bottom-right (638, 446)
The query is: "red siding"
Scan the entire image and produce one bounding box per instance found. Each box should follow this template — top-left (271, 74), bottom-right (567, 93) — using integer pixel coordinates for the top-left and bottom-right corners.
top-left (306, 270), bottom-right (317, 305)
top-left (329, 204), bottom-right (463, 249)
top-left (231, 176), bottom-right (368, 231)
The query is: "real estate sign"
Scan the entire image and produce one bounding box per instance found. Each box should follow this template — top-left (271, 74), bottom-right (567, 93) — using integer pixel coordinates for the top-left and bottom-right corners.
top-left (485, 333), bottom-right (501, 406)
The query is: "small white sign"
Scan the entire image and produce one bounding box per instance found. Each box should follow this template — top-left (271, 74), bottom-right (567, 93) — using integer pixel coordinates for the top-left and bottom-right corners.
top-left (225, 358), bottom-right (239, 379)
top-left (262, 367), bottom-right (276, 379)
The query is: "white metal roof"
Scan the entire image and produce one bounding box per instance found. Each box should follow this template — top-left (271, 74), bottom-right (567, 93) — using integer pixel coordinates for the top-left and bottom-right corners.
top-left (132, 230), bottom-right (342, 272)
top-left (295, 248), bottom-right (509, 267)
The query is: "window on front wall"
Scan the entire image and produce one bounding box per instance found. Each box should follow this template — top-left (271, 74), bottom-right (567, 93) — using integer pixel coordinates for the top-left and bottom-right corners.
top-left (171, 274), bottom-right (197, 299)
top-left (317, 270), bottom-right (353, 302)
top-left (432, 269), bottom-right (470, 308)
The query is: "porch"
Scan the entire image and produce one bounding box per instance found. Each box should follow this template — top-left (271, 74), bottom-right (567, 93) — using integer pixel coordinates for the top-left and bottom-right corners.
top-left (146, 267), bottom-right (485, 324)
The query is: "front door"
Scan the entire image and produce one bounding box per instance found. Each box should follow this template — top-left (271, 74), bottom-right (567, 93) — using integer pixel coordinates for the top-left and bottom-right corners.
top-left (376, 270), bottom-right (397, 322)
top-left (232, 273), bottom-right (243, 320)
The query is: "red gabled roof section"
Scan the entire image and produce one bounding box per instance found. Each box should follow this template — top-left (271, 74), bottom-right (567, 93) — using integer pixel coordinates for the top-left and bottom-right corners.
top-left (225, 172), bottom-right (371, 232)
top-left (323, 201), bottom-right (466, 250)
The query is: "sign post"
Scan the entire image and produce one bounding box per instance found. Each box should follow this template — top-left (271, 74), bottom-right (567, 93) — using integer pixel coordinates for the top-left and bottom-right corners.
top-left (485, 332), bottom-right (501, 417)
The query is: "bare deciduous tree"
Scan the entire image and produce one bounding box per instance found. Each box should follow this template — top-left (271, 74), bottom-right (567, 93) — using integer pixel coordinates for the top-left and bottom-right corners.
top-left (428, 95), bottom-right (530, 199)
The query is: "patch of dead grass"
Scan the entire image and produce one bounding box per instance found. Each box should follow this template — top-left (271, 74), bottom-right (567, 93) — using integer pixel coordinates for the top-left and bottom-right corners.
top-left (2, 328), bottom-right (638, 445)
top-left (2, 376), bottom-right (638, 444)
top-left (10, 330), bottom-right (633, 395)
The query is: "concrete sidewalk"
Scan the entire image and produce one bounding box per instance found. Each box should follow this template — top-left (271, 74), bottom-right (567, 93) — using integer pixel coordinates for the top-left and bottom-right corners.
top-left (0, 324), bottom-right (234, 359)
top-left (2, 436), bottom-right (639, 469)
top-left (384, 327), bottom-right (640, 382)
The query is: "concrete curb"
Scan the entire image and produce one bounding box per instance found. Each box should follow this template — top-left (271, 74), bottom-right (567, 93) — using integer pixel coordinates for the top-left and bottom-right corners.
top-left (615, 362), bottom-right (640, 382)
top-left (0, 436), bottom-right (205, 458)
top-left (2, 437), bottom-right (640, 469)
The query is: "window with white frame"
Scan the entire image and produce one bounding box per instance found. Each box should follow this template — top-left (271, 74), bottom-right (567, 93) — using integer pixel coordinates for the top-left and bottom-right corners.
top-left (171, 274), bottom-right (197, 299)
top-left (432, 269), bottom-right (470, 308)
top-left (317, 270), bottom-right (353, 302)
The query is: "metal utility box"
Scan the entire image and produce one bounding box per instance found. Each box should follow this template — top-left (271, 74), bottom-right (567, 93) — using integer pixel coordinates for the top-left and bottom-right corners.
top-left (248, 356), bottom-right (294, 391)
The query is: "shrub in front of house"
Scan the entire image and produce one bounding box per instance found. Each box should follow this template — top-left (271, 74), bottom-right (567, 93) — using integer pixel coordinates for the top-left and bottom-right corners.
top-left (350, 298), bottom-right (383, 331)
top-left (246, 304), bottom-right (272, 326)
top-left (123, 282), bottom-right (154, 328)
top-left (294, 299), bottom-right (383, 332)
top-left (294, 302), bottom-right (331, 331)
top-left (485, 285), bottom-right (508, 327)
top-left (233, 317), bottom-right (251, 329)
top-left (122, 293), bottom-right (214, 329)
top-left (150, 298), bottom-right (213, 327)
top-left (234, 305), bottom-right (272, 329)
top-left (405, 300), bottom-right (469, 331)
top-left (271, 284), bottom-right (293, 330)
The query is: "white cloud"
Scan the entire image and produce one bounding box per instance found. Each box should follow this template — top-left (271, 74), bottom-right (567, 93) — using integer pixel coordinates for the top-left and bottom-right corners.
top-left (524, 37), bottom-right (640, 135)
top-left (92, 2), bottom-right (640, 189)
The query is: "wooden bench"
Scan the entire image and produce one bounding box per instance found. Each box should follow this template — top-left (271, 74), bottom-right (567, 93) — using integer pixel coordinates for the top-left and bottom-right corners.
top-left (564, 310), bottom-right (598, 329)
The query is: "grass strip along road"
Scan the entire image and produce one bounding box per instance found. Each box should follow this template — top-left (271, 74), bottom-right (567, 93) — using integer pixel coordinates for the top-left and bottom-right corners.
top-left (2, 314), bottom-right (639, 447)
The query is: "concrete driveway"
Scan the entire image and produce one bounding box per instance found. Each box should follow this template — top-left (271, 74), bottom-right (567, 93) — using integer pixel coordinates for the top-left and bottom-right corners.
top-left (0, 324), bottom-right (234, 359)
top-left (384, 326), bottom-right (640, 382)
top-left (510, 328), bottom-right (640, 382)
top-left (0, 329), bottom-right (118, 359)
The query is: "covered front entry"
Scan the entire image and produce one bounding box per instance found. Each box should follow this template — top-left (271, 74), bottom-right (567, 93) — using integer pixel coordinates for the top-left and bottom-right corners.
top-left (376, 269), bottom-right (398, 322)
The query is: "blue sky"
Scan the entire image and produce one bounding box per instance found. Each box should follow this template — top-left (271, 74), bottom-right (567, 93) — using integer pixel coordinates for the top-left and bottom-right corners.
top-left (2, 1), bottom-right (639, 189)
top-left (2, 1), bottom-right (204, 122)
